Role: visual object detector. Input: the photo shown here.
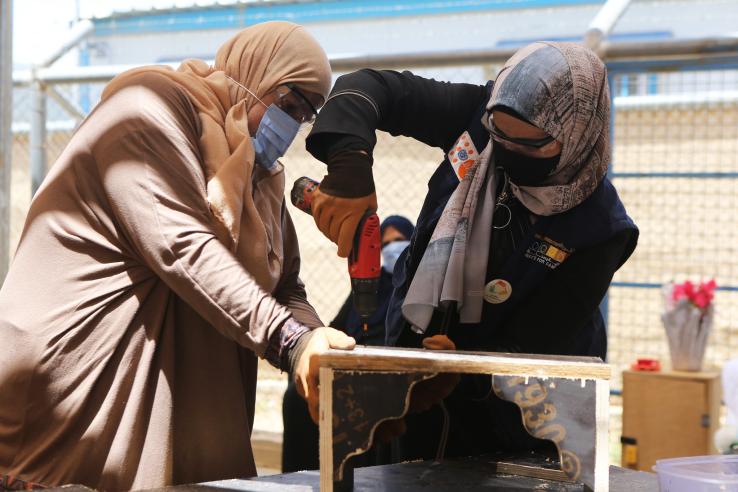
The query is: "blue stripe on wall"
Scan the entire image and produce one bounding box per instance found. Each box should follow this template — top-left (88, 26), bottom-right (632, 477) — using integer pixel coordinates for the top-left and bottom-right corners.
top-left (496, 30), bottom-right (673, 48)
top-left (93, 0), bottom-right (603, 36)
top-left (608, 56), bottom-right (738, 74)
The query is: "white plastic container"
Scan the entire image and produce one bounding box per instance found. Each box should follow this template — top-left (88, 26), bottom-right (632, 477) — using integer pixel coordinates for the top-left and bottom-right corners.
top-left (654, 455), bottom-right (738, 491)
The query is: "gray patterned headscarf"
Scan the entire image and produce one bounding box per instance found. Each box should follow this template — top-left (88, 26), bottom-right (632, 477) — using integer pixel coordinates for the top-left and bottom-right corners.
top-left (402, 42), bottom-right (611, 332)
top-left (486, 41), bottom-right (611, 215)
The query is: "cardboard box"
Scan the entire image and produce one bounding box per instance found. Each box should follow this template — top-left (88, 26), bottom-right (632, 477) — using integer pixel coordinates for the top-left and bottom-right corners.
top-left (621, 369), bottom-right (721, 471)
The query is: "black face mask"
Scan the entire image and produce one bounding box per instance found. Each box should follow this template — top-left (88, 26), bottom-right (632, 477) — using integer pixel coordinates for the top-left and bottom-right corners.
top-left (493, 144), bottom-right (561, 186)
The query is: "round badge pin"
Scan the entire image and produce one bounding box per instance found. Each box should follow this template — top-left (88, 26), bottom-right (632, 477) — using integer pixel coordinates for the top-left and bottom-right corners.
top-left (484, 279), bottom-right (512, 304)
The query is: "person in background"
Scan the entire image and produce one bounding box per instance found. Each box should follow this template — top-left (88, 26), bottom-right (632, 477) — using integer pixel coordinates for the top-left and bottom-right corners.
top-left (282, 214), bottom-right (415, 472)
top-left (0, 22), bottom-right (355, 490)
top-left (303, 42), bottom-right (638, 461)
top-left (330, 215), bottom-right (415, 345)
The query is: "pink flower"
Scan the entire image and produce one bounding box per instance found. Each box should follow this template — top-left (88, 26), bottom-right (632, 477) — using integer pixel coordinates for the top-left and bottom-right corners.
top-left (693, 291), bottom-right (710, 309)
top-left (672, 280), bottom-right (694, 303)
top-left (702, 279), bottom-right (717, 296)
top-left (671, 279), bottom-right (717, 310)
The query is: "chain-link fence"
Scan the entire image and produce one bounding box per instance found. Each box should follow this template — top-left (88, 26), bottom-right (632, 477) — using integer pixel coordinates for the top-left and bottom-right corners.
top-left (608, 66), bottom-right (738, 389)
top-left (9, 55), bottom-right (738, 461)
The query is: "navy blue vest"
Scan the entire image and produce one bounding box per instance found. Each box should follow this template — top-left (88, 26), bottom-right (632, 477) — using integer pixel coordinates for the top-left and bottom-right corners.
top-left (386, 82), bottom-right (637, 358)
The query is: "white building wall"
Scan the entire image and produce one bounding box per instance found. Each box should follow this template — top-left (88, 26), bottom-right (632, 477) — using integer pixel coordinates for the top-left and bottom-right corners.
top-left (86, 0), bottom-right (738, 70)
top-left (86, 5), bottom-right (598, 67)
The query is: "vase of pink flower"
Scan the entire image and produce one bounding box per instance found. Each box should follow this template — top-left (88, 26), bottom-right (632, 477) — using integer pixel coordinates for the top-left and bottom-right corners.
top-left (661, 279), bottom-right (717, 371)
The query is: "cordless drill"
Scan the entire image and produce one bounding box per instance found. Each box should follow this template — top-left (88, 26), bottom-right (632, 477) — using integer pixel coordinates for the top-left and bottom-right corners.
top-left (291, 177), bottom-right (381, 333)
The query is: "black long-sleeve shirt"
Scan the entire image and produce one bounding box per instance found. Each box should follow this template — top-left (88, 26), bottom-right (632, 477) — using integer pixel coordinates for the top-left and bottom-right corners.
top-left (307, 69), bottom-right (487, 160)
top-left (307, 70), bottom-right (636, 357)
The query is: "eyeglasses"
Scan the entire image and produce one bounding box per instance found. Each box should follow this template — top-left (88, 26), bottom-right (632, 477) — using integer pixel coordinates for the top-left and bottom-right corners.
top-left (225, 75), bottom-right (319, 125)
top-left (274, 84), bottom-right (319, 125)
top-left (489, 123), bottom-right (560, 157)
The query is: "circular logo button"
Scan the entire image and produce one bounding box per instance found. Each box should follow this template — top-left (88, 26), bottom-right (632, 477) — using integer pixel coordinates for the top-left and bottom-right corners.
top-left (484, 279), bottom-right (512, 304)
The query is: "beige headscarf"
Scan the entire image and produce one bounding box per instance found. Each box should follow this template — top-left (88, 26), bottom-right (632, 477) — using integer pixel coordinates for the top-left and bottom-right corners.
top-left (101, 22), bottom-right (331, 292)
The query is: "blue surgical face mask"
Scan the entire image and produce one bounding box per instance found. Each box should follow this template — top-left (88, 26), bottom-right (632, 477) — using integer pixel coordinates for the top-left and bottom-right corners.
top-left (382, 240), bottom-right (410, 274)
top-left (251, 104), bottom-right (300, 170)
top-left (224, 75), bottom-right (301, 171)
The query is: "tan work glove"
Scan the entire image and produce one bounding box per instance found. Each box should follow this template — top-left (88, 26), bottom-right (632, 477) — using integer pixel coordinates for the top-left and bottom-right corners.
top-left (312, 190), bottom-right (378, 257)
top-left (373, 334), bottom-right (460, 443)
top-left (294, 327), bottom-right (356, 423)
top-left (312, 150), bottom-right (378, 258)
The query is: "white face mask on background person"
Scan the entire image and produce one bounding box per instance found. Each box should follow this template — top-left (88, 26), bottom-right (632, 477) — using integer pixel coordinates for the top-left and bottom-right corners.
top-left (382, 240), bottom-right (410, 273)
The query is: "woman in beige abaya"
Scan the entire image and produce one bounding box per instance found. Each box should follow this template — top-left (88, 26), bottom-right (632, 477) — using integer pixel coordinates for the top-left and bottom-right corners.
top-left (0, 21), bottom-right (353, 490)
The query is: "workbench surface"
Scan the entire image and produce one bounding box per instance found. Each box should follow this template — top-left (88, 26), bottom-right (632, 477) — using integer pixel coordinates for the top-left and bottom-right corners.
top-left (153, 459), bottom-right (658, 491)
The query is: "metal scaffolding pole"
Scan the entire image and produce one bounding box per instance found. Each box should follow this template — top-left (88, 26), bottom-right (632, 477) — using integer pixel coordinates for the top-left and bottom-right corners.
top-left (11, 36), bottom-right (738, 88)
top-left (584, 0), bottom-right (633, 52)
top-left (29, 77), bottom-right (46, 195)
top-left (29, 18), bottom-right (93, 196)
top-left (0, 0), bottom-right (12, 282)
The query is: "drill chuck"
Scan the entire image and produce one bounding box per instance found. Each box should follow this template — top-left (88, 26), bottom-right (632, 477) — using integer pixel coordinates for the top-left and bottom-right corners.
top-left (351, 278), bottom-right (380, 319)
top-left (290, 177), bottom-right (320, 215)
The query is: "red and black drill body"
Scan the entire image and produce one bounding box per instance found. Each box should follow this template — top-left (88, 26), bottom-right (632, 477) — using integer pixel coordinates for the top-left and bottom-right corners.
top-left (290, 177), bottom-right (381, 330)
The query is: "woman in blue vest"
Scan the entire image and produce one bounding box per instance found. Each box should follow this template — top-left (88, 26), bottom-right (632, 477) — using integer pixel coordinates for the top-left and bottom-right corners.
top-left (304, 42), bottom-right (638, 460)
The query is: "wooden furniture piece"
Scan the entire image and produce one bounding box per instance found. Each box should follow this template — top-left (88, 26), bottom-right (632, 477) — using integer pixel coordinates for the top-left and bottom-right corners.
top-left (319, 346), bottom-right (612, 492)
top-left (621, 369), bottom-right (722, 472)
